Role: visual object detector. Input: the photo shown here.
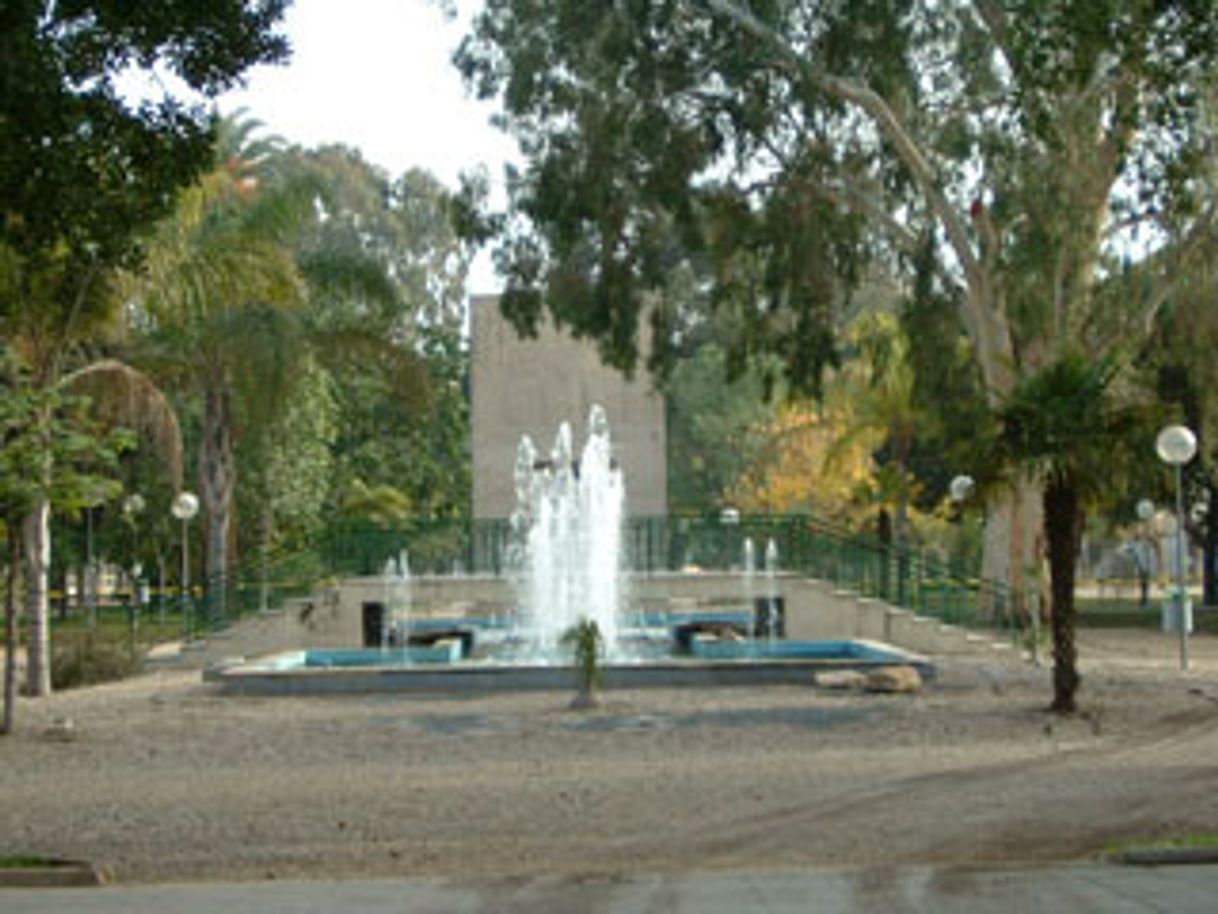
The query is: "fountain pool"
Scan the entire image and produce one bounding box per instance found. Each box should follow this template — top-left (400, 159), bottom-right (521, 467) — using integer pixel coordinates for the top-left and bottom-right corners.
top-left (207, 634), bottom-right (930, 695)
top-left (207, 407), bottom-right (933, 695)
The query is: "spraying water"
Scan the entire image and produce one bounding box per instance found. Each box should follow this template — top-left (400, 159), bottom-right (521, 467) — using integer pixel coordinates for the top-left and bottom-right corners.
top-left (395, 549), bottom-right (412, 640)
top-left (763, 538), bottom-right (780, 641)
top-left (380, 557), bottom-right (395, 652)
top-left (380, 551), bottom-right (412, 652)
top-left (510, 405), bottom-right (625, 658)
top-left (742, 536), bottom-right (757, 629)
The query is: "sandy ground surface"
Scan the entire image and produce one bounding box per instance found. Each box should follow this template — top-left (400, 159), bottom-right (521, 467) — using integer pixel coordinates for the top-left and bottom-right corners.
top-left (2, 630), bottom-right (1218, 885)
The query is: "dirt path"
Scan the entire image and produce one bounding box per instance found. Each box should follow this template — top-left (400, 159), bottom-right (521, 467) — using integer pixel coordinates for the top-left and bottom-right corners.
top-left (2, 630), bottom-right (1217, 883)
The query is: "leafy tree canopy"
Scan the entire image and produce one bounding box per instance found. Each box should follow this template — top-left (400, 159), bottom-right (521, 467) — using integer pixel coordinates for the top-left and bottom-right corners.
top-left (0, 1), bottom-right (290, 276)
top-left (457, 1), bottom-right (1218, 397)
top-left (666, 341), bottom-right (780, 513)
top-left (276, 146), bottom-right (471, 520)
top-left (287, 146), bottom-right (470, 332)
top-left (729, 397), bottom-right (875, 521)
top-left (0, 345), bottom-right (133, 523)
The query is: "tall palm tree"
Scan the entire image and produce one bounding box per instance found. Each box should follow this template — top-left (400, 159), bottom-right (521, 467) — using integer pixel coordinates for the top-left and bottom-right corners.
top-left (127, 116), bottom-right (427, 622)
top-left (125, 115), bottom-right (312, 623)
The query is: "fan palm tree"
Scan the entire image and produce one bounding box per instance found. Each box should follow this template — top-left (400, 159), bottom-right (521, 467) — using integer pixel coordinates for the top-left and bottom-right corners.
top-left (997, 352), bottom-right (1148, 714)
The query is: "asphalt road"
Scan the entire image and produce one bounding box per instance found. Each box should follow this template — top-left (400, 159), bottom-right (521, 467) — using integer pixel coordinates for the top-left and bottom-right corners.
top-left (2, 863), bottom-right (1216, 913)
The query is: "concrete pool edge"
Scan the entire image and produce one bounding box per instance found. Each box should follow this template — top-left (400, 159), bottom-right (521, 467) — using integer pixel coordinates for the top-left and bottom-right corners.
top-left (204, 639), bottom-right (934, 696)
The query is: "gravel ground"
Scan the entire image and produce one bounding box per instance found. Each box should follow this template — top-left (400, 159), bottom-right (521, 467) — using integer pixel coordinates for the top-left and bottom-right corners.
top-left (2, 630), bottom-right (1217, 884)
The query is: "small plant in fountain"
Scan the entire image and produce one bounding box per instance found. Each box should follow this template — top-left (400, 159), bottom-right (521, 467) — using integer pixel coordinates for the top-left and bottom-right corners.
top-left (561, 617), bottom-right (603, 709)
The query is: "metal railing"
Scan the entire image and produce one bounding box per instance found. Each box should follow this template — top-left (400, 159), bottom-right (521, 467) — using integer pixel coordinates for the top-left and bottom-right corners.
top-left (37, 514), bottom-right (1025, 642)
top-left (259, 515), bottom-right (1024, 632)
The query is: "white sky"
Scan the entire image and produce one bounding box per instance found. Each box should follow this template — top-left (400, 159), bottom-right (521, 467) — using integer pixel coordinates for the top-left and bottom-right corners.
top-left (213, 0), bottom-right (515, 294)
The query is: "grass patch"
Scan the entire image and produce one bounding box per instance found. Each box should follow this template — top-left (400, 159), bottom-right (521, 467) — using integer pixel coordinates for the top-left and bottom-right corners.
top-left (0, 855), bottom-right (61, 869)
top-left (1075, 597), bottom-right (1218, 633)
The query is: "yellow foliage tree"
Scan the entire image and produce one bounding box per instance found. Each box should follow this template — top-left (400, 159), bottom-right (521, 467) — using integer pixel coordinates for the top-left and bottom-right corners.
top-left (729, 400), bottom-right (878, 523)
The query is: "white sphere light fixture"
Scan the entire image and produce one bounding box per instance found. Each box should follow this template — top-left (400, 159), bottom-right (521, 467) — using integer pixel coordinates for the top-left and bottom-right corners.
top-left (949, 474), bottom-right (976, 503)
top-left (1155, 425), bottom-right (1197, 466)
top-left (171, 492), bottom-right (199, 521)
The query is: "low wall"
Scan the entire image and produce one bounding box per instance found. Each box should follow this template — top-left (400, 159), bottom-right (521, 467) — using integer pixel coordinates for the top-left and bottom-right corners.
top-left (200, 571), bottom-right (1020, 663)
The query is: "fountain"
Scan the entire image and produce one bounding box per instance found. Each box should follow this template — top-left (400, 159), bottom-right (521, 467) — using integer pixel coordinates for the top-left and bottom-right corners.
top-left (511, 405), bottom-right (625, 658)
top-left (209, 407), bottom-right (932, 694)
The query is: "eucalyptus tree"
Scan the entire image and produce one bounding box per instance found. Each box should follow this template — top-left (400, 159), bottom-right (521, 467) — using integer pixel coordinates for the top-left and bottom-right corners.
top-left (456, 0), bottom-right (1218, 607)
top-left (283, 146), bottom-right (472, 520)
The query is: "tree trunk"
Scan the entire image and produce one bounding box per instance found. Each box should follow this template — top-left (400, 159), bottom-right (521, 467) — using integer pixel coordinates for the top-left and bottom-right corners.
top-left (965, 282), bottom-right (1046, 624)
top-left (1043, 473), bottom-right (1082, 715)
top-left (259, 507), bottom-right (273, 612)
top-left (1203, 483), bottom-right (1217, 608)
top-left (895, 481), bottom-right (910, 607)
top-left (981, 477), bottom-right (1044, 622)
top-left (3, 521), bottom-right (21, 734)
top-left (876, 508), bottom-right (892, 601)
top-left (22, 497), bottom-right (52, 697)
top-left (201, 385), bottom-right (235, 628)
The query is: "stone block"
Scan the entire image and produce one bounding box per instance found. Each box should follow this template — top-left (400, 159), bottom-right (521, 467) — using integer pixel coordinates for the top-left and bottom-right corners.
top-left (815, 669), bottom-right (867, 690)
top-left (863, 665), bottom-right (923, 693)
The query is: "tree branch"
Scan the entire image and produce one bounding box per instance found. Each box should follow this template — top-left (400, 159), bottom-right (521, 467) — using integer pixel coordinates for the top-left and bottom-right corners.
top-left (1136, 207), bottom-right (1218, 334)
top-left (970, 0), bottom-right (1008, 47)
top-left (970, 0), bottom-right (1017, 79)
top-left (701, 0), bottom-right (983, 289)
top-left (817, 180), bottom-right (921, 254)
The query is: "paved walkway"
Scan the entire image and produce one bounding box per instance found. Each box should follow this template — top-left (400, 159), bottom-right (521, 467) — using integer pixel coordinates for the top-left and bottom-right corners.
top-left (2, 864), bottom-right (1216, 913)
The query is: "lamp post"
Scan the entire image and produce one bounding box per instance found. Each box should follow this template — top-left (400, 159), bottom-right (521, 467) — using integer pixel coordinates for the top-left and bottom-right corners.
top-left (85, 502), bottom-right (96, 629)
top-left (83, 482), bottom-right (111, 630)
top-left (1134, 499), bottom-right (1155, 608)
top-left (947, 475), bottom-right (976, 630)
top-left (171, 492), bottom-right (199, 638)
top-left (122, 493), bottom-right (145, 641)
top-left (1155, 425), bottom-right (1197, 671)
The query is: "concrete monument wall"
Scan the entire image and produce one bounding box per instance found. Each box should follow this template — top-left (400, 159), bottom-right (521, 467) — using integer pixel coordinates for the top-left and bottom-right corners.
top-left (470, 294), bottom-right (667, 520)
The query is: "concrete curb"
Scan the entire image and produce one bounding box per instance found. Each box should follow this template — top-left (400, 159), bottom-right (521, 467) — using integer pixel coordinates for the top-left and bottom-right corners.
top-left (1111, 847), bottom-right (1218, 866)
top-left (0, 861), bottom-right (108, 888)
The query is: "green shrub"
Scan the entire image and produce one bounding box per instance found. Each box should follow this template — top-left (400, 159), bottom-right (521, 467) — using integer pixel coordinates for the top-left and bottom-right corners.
top-left (52, 630), bottom-right (144, 691)
top-left (561, 617), bottom-right (603, 702)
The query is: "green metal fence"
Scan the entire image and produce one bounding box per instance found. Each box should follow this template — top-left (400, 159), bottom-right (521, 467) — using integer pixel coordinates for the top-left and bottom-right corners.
top-left (37, 513), bottom-right (1025, 643)
top-left (240, 515), bottom-right (1024, 633)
